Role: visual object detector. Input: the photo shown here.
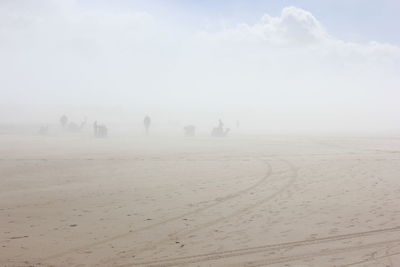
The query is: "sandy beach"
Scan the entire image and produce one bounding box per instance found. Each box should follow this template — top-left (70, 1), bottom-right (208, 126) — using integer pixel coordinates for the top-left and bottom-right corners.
top-left (1, 134), bottom-right (400, 266)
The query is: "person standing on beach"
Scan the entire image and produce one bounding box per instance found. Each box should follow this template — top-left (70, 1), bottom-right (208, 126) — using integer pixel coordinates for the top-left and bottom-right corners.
top-left (93, 121), bottom-right (98, 137)
top-left (60, 115), bottom-right (68, 128)
top-left (218, 119), bottom-right (224, 131)
top-left (143, 115), bottom-right (151, 135)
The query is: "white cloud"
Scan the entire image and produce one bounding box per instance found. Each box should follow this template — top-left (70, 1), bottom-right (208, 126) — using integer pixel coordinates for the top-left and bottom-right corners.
top-left (182, 6), bottom-right (400, 100)
top-left (202, 6), bottom-right (330, 46)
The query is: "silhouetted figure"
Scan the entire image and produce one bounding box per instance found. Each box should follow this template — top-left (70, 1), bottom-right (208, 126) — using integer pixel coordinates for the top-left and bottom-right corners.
top-left (211, 119), bottom-right (229, 137)
top-left (60, 115), bottom-right (68, 128)
top-left (218, 119), bottom-right (224, 130)
top-left (236, 120), bottom-right (240, 129)
top-left (211, 127), bottom-right (230, 137)
top-left (184, 125), bottom-right (196, 137)
top-left (143, 115), bottom-right (151, 135)
top-left (93, 121), bottom-right (98, 137)
top-left (97, 124), bottom-right (108, 138)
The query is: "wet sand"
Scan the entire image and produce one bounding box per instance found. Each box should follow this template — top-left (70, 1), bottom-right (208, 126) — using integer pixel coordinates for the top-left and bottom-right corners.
top-left (1, 134), bottom-right (400, 266)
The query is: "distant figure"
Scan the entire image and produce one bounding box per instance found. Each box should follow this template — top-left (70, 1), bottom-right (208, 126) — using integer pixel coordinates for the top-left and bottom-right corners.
top-left (39, 126), bottom-right (48, 135)
top-left (60, 115), bottom-right (68, 128)
top-left (143, 115), bottom-right (151, 135)
top-left (236, 120), bottom-right (240, 129)
top-left (184, 125), bottom-right (196, 137)
top-left (218, 119), bottom-right (224, 130)
top-left (211, 119), bottom-right (229, 137)
top-left (93, 121), bottom-right (98, 137)
top-left (211, 127), bottom-right (230, 137)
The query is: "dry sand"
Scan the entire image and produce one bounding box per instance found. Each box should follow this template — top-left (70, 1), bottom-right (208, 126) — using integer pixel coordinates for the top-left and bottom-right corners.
top-left (1, 133), bottom-right (400, 266)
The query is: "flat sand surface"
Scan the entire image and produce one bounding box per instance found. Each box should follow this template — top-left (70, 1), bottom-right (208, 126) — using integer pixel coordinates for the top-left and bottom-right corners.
top-left (1, 134), bottom-right (400, 266)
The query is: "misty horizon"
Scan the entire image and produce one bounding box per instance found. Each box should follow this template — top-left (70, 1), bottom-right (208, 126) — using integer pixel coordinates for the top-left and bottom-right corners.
top-left (1, 1), bottom-right (399, 134)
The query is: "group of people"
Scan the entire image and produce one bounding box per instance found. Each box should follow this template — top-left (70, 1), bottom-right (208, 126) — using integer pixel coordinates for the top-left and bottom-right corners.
top-left (56, 115), bottom-right (152, 138)
top-left (54, 115), bottom-right (231, 138)
top-left (93, 121), bottom-right (108, 138)
top-left (91, 116), bottom-right (151, 138)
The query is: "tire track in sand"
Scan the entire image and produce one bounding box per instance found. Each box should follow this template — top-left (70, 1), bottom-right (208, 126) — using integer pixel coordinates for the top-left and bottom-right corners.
top-left (232, 238), bottom-right (400, 267)
top-left (42, 158), bottom-right (273, 262)
top-left (123, 226), bottom-right (400, 267)
top-left (343, 242), bottom-right (400, 266)
top-left (109, 159), bottom-right (297, 266)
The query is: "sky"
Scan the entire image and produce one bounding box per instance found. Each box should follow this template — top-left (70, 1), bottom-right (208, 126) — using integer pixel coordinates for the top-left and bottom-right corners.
top-left (88, 0), bottom-right (400, 44)
top-left (0, 0), bottom-right (399, 132)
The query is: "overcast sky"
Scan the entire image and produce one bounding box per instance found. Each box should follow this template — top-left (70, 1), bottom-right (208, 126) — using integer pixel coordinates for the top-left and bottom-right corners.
top-left (0, 1), bottom-right (399, 132)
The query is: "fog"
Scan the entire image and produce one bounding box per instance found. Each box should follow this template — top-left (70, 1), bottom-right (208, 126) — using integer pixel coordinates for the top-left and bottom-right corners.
top-left (1, 1), bottom-right (400, 134)
top-left (3, 2), bottom-right (400, 266)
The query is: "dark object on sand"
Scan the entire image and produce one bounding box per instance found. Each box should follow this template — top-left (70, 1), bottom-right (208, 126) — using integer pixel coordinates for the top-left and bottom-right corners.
top-left (93, 121), bottom-right (107, 138)
top-left (211, 127), bottom-right (230, 137)
top-left (211, 119), bottom-right (229, 137)
top-left (60, 115), bottom-right (68, 128)
top-left (143, 115), bottom-right (151, 135)
top-left (97, 124), bottom-right (108, 138)
top-left (93, 121), bottom-right (98, 137)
